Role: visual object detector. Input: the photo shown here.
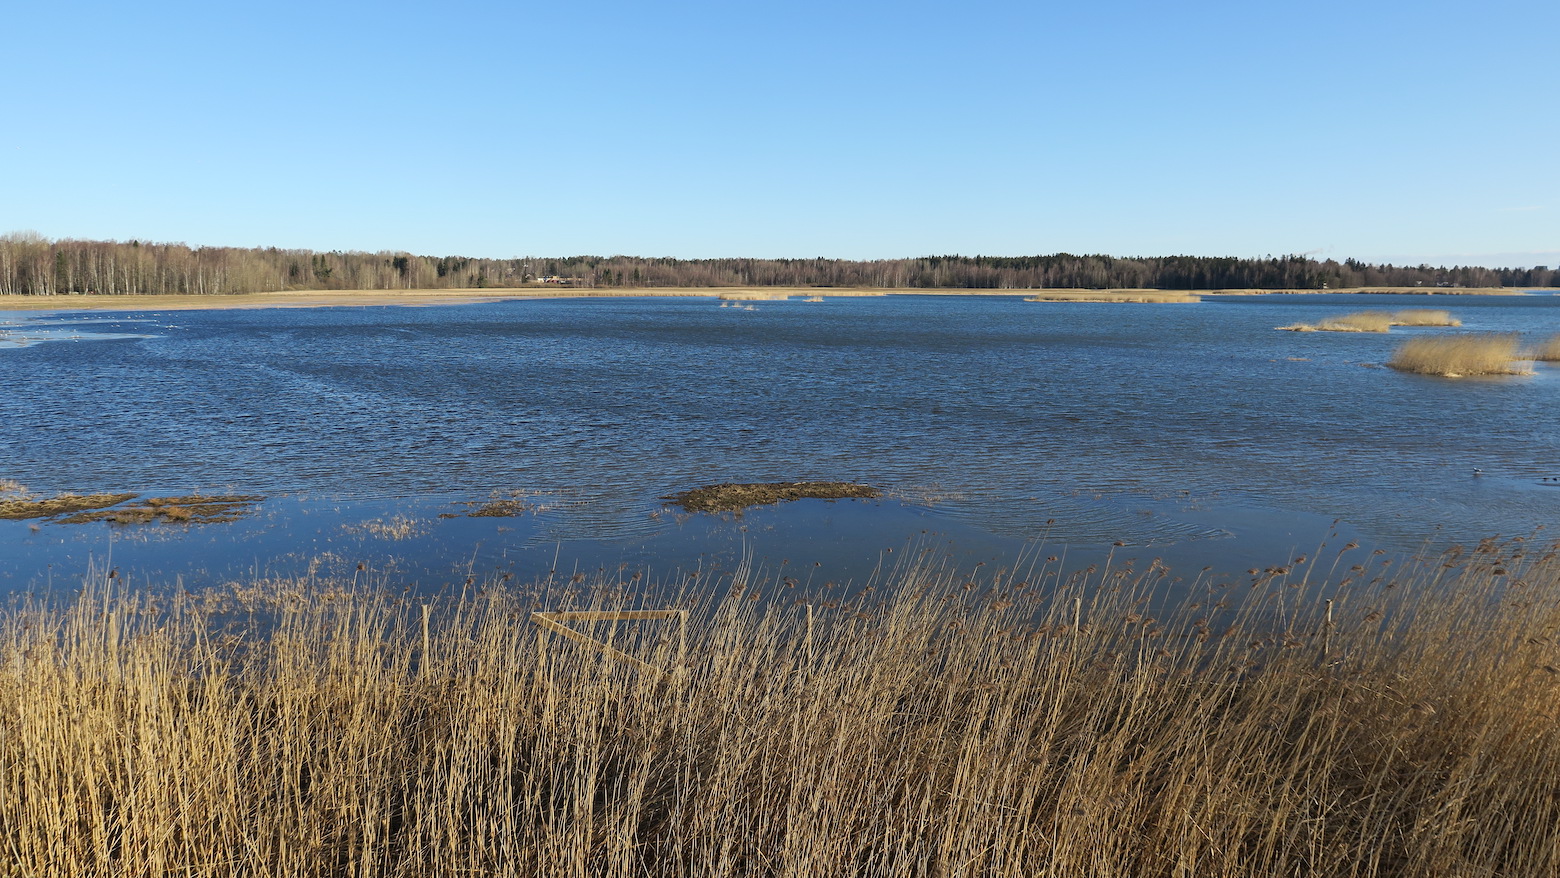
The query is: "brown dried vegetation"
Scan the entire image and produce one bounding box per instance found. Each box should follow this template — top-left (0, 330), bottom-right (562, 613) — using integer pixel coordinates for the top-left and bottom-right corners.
top-left (665, 481), bottom-right (881, 513)
top-left (59, 494), bottom-right (263, 525)
top-left (3, 540), bottom-right (1559, 875)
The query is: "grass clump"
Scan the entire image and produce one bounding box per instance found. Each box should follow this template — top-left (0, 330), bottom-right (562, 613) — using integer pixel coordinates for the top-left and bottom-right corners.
top-left (0, 491), bottom-right (139, 520)
top-left (1278, 310), bottom-right (1394, 333)
top-left (717, 290), bottom-right (789, 301)
top-left (3, 541), bottom-right (1560, 875)
top-left (665, 480), bottom-right (880, 512)
top-left (1388, 333), bottom-right (1532, 377)
top-left (1024, 291), bottom-right (1201, 303)
top-left (59, 494), bottom-right (262, 525)
top-left (1531, 333), bottom-right (1560, 362)
top-left (1389, 308), bottom-right (1461, 327)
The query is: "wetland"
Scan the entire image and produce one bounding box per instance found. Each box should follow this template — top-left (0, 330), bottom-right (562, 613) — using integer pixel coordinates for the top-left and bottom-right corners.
top-left (3, 292), bottom-right (1558, 594)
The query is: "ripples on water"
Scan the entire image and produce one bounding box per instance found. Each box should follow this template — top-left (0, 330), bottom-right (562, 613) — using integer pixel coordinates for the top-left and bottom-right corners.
top-left (3, 294), bottom-right (1558, 589)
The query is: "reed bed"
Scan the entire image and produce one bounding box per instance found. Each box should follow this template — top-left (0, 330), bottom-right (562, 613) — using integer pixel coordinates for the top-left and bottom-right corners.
top-left (3, 539), bottom-right (1560, 877)
top-left (1532, 333), bottom-right (1560, 362)
top-left (1024, 291), bottom-right (1201, 304)
top-left (1388, 333), bottom-right (1532, 377)
top-left (1388, 308), bottom-right (1461, 327)
top-left (1278, 311), bottom-right (1394, 333)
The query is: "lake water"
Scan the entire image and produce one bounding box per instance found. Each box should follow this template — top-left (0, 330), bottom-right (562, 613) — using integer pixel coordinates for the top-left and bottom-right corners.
top-left (3, 293), bottom-right (1558, 594)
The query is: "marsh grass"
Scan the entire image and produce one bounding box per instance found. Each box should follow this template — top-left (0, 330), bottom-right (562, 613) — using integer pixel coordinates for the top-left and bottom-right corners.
top-left (1024, 291), bottom-right (1201, 304)
top-left (664, 481), bottom-right (881, 513)
top-left (1388, 308), bottom-right (1461, 327)
top-left (1388, 333), bottom-right (1533, 377)
top-left (4, 539), bottom-right (1560, 876)
top-left (1278, 310), bottom-right (1394, 333)
top-left (717, 291), bottom-right (789, 301)
top-left (347, 514), bottom-right (424, 540)
top-left (0, 492), bottom-right (139, 521)
top-left (58, 494), bottom-right (263, 525)
top-left (1531, 333), bottom-right (1560, 362)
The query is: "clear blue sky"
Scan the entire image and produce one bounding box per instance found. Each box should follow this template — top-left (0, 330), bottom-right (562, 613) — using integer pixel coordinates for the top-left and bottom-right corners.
top-left (5, 0), bottom-right (1557, 267)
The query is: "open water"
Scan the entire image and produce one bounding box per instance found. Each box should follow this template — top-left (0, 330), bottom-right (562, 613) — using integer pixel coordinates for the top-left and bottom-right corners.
top-left (3, 293), bottom-right (1558, 593)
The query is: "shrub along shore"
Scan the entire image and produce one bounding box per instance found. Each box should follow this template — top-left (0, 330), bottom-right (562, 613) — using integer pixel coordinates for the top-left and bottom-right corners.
top-left (2, 536), bottom-right (1558, 876)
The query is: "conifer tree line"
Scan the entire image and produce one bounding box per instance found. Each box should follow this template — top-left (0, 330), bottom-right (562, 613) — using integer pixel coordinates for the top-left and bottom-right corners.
top-left (1, 232), bottom-right (1554, 296)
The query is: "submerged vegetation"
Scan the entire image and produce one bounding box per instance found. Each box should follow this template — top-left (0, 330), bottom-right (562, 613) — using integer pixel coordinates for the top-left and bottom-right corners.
top-left (1388, 333), bottom-right (1532, 377)
top-left (2, 539), bottom-right (1558, 875)
top-left (0, 488), bottom-right (139, 520)
top-left (664, 481), bottom-right (881, 513)
top-left (0, 486), bottom-right (263, 524)
top-left (59, 494), bottom-right (263, 525)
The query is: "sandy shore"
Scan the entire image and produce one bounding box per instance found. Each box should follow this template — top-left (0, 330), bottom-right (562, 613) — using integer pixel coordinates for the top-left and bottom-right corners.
top-left (0, 285), bottom-right (1527, 314)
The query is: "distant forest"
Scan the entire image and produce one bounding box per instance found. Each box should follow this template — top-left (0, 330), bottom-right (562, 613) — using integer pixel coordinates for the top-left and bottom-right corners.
top-left (1, 232), bottom-right (1555, 296)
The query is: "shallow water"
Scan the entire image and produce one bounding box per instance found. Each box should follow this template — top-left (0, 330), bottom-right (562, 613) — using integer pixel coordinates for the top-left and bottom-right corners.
top-left (3, 294), bottom-right (1558, 592)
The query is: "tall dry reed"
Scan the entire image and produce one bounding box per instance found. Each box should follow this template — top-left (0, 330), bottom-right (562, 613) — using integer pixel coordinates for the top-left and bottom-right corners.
top-left (1389, 308), bottom-right (1461, 327)
top-left (1532, 333), bottom-right (1560, 362)
top-left (1278, 311), bottom-right (1394, 333)
top-left (3, 539), bottom-right (1560, 876)
top-left (1388, 333), bottom-right (1531, 377)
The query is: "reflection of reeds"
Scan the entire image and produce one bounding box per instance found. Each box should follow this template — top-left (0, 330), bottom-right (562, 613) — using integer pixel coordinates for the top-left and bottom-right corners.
top-left (1388, 333), bottom-right (1532, 377)
top-left (5, 543), bottom-right (1560, 874)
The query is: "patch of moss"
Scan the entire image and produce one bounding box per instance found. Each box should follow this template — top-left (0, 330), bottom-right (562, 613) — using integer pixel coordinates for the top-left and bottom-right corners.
top-left (0, 493), bottom-right (139, 520)
top-left (664, 481), bottom-right (881, 513)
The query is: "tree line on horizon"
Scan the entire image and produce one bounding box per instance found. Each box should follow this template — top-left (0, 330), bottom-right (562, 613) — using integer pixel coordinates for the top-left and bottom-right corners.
top-left (0, 232), bottom-right (1554, 296)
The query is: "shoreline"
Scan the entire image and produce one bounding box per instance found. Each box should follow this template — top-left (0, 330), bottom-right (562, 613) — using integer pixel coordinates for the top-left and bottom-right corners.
top-left (0, 285), bottom-right (1532, 313)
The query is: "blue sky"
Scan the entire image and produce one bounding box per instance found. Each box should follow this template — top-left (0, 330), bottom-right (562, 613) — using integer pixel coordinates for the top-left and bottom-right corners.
top-left (5, 0), bottom-right (1557, 266)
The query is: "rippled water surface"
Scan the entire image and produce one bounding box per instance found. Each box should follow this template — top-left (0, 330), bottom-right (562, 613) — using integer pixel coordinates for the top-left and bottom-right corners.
top-left (4, 294), bottom-right (1558, 590)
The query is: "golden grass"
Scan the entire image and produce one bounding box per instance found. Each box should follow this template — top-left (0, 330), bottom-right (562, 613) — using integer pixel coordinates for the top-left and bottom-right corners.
top-left (0, 492), bottom-right (138, 520)
top-left (1389, 308), bottom-right (1461, 327)
top-left (1532, 333), bottom-right (1560, 362)
top-left (1024, 291), bottom-right (1202, 304)
top-left (664, 481), bottom-right (881, 512)
top-left (717, 291), bottom-right (789, 301)
top-left (1278, 310), bottom-right (1394, 333)
top-left (4, 540), bottom-right (1560, 876)
top-left (59, 494), bottom-right (263, 525)
top-left (1388, 333), bottom-right (1533, 377)
top-left (346, 514), bottom-right (424, 540)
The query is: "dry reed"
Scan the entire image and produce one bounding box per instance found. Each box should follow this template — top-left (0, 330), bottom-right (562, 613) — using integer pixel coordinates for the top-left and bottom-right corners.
top-left (1278, 311), bottom-right (1394, 333)
top-left (3, 541), bottom-right (1560, 876)
top-left (1532, 333), bottom-right (1560, 362)
top-left (1024, 291), bottom-right (1201, 304)
top-left (1388, 333), bottom-right (1532, 377)
top-left (1389, 308), bottom-right (1461, 327)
